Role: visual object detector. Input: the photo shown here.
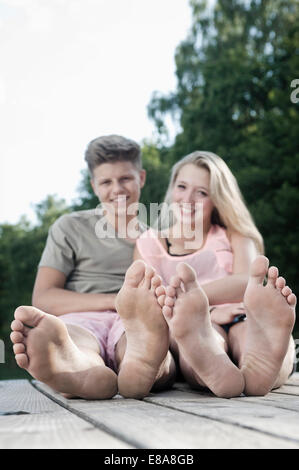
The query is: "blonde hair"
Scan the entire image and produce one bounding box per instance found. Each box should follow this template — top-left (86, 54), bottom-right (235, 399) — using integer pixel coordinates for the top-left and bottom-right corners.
top-left (163, 151), bottom-right (264, 254)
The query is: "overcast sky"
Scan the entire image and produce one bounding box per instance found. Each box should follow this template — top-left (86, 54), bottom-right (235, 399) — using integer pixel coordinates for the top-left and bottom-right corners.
top-left (0, 0), bottom-right (192, 225)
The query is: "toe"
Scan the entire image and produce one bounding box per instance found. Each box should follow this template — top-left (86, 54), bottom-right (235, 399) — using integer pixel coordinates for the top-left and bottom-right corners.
top-left (176, 263), bottom-right (198, 292)
top-left (11, 319), bottom-right (23, 331)
top-left (15, 353), bottom-right (29, 369)
top-left (13, 343), bottom-right (26, 354)
top-left (11, 319), bottom-right (31, 336)
top-left (155, 285), bottom-right (166, 307)
top-left (169, 274), bottom-right (182, 289)
top-left (143, 266), bottom-right (155, 289)
top-left (155, 285), bottom-right (166, 297)
top-left (162, 305), bottom-right (173, 320)
top-left (157, 294), bottom-right (166, 307)
top-left (169, 275), bottom-right (183, 296)
top-left (124, 260), bottom-right (147, 287)
top-left (165, 296), bottom-right (175, 307)
top-left (14, 306), bottom-right (45, 328)
top-left (249, 255), bottom-right (269, 285)
top-left (282, 286), bottom-right (292, 297)
top-left (166, 285), bottom-right (176, 298)
top-left (151, 274), bottom-right (162, 292)
top-left (267, 266), bottom-right (279, 287)
top-left (276, 277), bottom-right (286, 290)
top-left (10, 331), bottom-right (24, 344)
top-left (287, 293), bottom-right (297, 307)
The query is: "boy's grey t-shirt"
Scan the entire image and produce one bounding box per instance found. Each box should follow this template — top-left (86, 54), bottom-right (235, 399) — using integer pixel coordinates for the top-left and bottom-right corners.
top-left (39, 209), bottom-right (142, 294)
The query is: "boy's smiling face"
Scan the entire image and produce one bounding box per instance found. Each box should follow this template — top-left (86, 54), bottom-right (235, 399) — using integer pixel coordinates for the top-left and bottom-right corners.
top-left (91, 161), bottom-right (146, 220)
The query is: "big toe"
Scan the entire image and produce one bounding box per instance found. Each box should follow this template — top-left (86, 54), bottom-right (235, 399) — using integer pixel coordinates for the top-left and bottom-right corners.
top-left (249, 255), bottom-right (269, 285)
top-left (124, 260), bottom-right (147, 287)
top-left (176, 262), bottom-right (197, 291)
top-left (14, 306), bottom-right (45, 328)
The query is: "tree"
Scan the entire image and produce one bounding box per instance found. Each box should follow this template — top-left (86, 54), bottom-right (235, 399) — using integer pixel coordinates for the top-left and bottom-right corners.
top-left (148, 0), bottom-right (299, 300)
top-left (0, 195), bottom-right (69, 379)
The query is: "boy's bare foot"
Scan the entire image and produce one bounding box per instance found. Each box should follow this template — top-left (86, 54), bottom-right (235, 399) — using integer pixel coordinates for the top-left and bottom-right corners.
top-left (241, 255), bottom-right (296, 395)
top-left (162, 263), bottom-right (245, 398)
top-left (115, 260), bottom-right (170, 398)
top-left (10, 306), bottom-right (117, 399)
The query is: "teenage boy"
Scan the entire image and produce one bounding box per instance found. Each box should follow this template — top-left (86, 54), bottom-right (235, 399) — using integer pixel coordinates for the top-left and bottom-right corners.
top-left (10, 135), bottom-right (176, 399)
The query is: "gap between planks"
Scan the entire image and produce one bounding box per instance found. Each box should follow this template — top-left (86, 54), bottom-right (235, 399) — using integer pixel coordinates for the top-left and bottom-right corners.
top-left (30, 380), bottom-right (140, 449)
top-left (0, 380), bottom-right (131, 449)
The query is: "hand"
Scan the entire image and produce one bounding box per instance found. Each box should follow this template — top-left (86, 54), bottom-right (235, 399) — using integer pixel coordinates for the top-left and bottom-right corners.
top-left (210, 302), bottom-right (245, 325)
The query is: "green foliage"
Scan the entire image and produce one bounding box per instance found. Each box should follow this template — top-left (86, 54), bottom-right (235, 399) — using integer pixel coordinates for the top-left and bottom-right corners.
top-left (72, 169), bottom-right (99, 212)
top-left (148, 0), bottom-right (299, 299)
top-left (139, 141), bottom-right (171, 209)
top-left (0, 195), bottom-right (70, 379)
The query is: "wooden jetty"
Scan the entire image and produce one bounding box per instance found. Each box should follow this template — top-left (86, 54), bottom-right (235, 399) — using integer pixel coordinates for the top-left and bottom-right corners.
top-left (1, 374), bottom-right (299, 449)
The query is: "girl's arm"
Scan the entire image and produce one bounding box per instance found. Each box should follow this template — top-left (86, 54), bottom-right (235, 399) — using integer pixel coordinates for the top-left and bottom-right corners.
top-left (201, 233), bottom-right (258, 305)
top-left (32, 267), bottom-right (117, 316)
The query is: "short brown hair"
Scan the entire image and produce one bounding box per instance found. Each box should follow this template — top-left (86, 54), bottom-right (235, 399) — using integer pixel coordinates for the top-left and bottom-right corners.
top-left (85, 135), bottom-right (142, 176)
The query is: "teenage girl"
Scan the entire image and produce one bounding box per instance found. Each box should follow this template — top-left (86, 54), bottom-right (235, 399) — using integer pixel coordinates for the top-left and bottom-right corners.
top-left (134, 151), bottom-right (296, 397)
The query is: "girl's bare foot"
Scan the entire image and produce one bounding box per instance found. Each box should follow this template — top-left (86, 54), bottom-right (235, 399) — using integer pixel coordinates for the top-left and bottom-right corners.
top-left (241, 255), bottom-right (296, 396)
top-left (10, 306), bottom-right (117, 399)
top-left (162, 263), bottom-right (245, 398)
top-left (115, 260), bottom-right (170, 398)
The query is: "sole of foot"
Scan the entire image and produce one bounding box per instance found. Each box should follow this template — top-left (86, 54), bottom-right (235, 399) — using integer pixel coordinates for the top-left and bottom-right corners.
top-left (162, 262), bottom-right (245, 398)
top-left (10, 306), bottom-right (117, 399)
top-left (241, 255), bottom-right (296, 396)
top-left (115, 260), bottom-right (170, 398)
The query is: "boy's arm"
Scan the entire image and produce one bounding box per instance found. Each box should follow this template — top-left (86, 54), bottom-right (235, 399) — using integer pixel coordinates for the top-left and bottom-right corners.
top-left (32, 266), bottom-right (117, 316)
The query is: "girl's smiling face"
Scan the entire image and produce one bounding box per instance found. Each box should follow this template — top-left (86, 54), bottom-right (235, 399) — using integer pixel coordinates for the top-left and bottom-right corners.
top-left (171, 163), bottom-right (215, 229)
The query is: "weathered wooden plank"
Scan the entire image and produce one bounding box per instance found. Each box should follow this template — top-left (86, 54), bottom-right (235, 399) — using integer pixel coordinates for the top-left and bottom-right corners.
top-left (174, 375), bottom-right (299, 396)
top-left (173, 376), bottom-right (299, 412)
top-left (233, 394), bottom-right (299, 413)
top-left (143, 388), bottom-right (299, 445)
top-left (286, 372), bottom-right (299, 386)
top-left (34, 381), bottom-right (299, 449)
top-left (0, 380), bottom-right (131, 449)
top-left (271, 385), bottom-right (299, 396)
top-left (174, 373), bottom-right (299, 390)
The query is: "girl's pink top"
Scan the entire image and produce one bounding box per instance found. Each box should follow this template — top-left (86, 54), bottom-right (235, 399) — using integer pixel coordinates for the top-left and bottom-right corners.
top-left (136, 225), bottom-right (233, 287)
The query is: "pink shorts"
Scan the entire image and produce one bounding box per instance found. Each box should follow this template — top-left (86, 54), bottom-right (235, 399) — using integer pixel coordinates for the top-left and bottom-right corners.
top-left (59, 311), bottom-right (125, 372)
